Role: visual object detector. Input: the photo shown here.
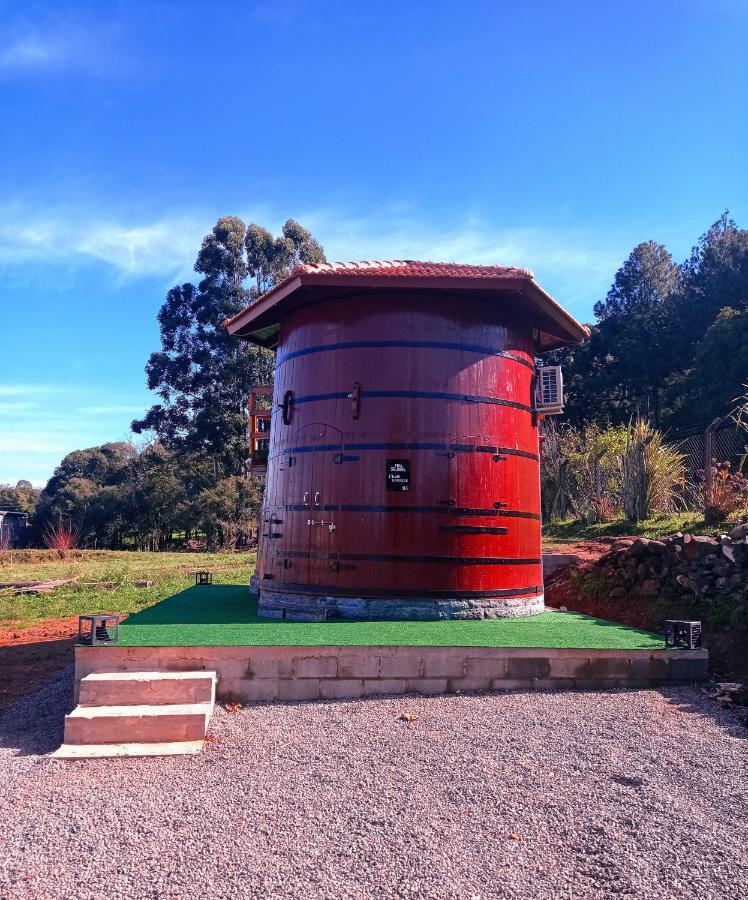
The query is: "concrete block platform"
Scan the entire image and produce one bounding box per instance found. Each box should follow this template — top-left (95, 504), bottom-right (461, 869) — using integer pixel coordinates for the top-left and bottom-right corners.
top-left (74, 644), bottom-right (709, 705)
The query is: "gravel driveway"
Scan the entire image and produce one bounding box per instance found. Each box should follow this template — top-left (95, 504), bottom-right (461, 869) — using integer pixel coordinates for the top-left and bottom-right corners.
top-left (1, 669), bottom-right (745, 900)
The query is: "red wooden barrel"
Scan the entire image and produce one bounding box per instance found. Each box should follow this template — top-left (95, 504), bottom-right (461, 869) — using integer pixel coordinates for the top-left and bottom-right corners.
top-left (257, 291), bottom-right (544, 619)
top-left (226, 260), bottom-right (586, 620)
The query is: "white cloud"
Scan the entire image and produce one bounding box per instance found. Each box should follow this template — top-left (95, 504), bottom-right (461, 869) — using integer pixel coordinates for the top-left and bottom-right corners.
top-left (0, 201), bottom-right (630, 313)
top-left (0, 26), bottom-right (94, 73)
top-left (0, 19), bottom-right (123, 75)
top-left (0, 34), bottom-right (63, 70)
top-left (0, 205), bottom-right (208, 281)
top-left (0, 384), bottom-right (59, 397)
top-left (304, 210), bottom-right (622, 313)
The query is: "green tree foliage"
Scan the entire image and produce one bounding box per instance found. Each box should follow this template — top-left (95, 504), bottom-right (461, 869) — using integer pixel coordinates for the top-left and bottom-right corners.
top-left (555, 214), bottom-right (748, 432)
top-left (549, 242), bottom-right (678, 427)
top-left (670, 213), bottom-right (748, 360)
top-left (35, 443), bottom-right (137, 545)
top-left (33, 441), bottom-right (259, 551)
top-left (666, 306), bottom-right (748, 425)
top-left (132, 216), bottom-right (325, 477)
top-left (0, 480), bottom-right (41, 515)
top-left (194, 476), bottom-right (263, 551)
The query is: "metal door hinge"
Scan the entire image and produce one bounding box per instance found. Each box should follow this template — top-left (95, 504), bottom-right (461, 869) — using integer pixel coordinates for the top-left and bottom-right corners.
top-left (348, 382), bottom-right (361, 419)
top-left (333, 453), bottom-right (360, 464)
top-left (281, 390), bottom-right (294, 425)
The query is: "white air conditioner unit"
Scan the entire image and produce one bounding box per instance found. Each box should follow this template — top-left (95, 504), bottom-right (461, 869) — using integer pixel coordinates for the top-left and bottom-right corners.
top-left (535, 365), bottom-right (564, 415)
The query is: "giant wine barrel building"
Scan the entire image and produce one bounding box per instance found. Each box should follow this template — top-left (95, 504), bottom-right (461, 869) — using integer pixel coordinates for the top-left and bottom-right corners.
top-left (226, 261), bottom-right (587, 621)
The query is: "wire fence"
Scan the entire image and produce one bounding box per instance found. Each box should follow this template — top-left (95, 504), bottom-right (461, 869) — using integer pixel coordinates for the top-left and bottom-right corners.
top-left (664, 420), bottom-right (747, 479)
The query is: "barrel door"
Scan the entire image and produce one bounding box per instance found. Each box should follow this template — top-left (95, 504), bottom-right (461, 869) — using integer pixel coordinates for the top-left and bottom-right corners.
top-left (296, 423), bottom-right (342, 588)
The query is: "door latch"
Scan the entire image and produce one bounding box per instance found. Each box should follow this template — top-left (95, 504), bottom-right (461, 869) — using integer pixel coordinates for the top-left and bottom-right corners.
top-left (307, 520), bottom-right (336, 531)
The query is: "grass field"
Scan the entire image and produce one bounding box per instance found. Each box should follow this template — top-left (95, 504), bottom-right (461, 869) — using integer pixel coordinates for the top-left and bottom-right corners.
top-left (0, 550), bottom-right (254, 627)
top-left (542, 512), bottom-right (731, 546)
top-left (110, 584), bottom-right (665, 649)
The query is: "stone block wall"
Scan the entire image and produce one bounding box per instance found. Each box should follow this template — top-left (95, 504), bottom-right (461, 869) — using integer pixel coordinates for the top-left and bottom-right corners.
top-left (75, 644), bottom-right (709, 704)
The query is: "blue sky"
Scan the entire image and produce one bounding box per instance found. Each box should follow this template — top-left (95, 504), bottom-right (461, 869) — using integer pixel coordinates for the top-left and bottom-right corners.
top-left (1, 0), bottom-right (747, 486)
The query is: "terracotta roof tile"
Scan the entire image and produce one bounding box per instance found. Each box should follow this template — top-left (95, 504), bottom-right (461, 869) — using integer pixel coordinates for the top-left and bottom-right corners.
top-left (224, 258), bottom-right (588, 350)
top-left (289, 259), bottom-right (533, 280)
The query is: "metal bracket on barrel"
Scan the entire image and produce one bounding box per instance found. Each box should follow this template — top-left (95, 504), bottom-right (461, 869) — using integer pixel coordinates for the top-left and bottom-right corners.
top-left (280, 390), bottom-right (294, 425)
top-left (347, 382), bottom-right (361, 419)
top-left (333, 453), bottom-right (360, 464)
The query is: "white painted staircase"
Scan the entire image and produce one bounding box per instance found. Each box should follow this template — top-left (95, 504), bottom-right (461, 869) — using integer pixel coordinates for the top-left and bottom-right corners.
top-left (53, 671), bottom-right (217, 759)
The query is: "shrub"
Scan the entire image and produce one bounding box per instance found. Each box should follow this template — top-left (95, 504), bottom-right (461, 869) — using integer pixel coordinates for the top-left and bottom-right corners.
top-left (699, 460), bottom-right (748, 524)
top-left (542, 422), bottom-right (627, 524)
top-left (619, 419), bottom-right (686, 521)
top-left (43, 519), bottom-right (80, 559)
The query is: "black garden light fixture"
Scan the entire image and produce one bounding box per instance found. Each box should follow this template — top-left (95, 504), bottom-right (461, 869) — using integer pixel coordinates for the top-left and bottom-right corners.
top-left (78, 614), bottom-right (120, 646)
top-left (195, 571), bottom-right (213, 585)
top-left (664, 620), bottom-right (702, 650)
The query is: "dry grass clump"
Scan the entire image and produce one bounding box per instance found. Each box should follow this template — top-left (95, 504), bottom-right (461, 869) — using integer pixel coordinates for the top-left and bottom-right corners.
top-left (619, 419), bottom-right (686, 521)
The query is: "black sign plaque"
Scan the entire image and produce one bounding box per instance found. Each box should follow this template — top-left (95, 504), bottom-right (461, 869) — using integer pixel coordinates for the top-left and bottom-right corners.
top-left (386, 459), bottom-right (411, 492)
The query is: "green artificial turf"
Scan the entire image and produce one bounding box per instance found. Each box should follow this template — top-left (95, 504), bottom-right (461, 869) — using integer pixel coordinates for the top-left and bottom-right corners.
top-left (110, 584), bottom-right (666, 650)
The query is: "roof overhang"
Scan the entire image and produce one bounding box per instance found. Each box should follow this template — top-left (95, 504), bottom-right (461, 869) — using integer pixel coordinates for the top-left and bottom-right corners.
top-left (225, 271), bottom-right (588, 351)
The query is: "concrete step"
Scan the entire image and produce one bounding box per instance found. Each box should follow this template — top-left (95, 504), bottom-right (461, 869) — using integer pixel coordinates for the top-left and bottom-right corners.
top-left (79, 671), bottom-right (216, 707)
top-left (63, 703), bottom-right (212, 745)
top-left (52, 740), bottom-right (205, 759)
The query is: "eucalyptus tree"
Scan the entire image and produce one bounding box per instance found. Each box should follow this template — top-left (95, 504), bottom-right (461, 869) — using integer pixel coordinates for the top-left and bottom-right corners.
top-left (132, 216), bottom-right (325, 477)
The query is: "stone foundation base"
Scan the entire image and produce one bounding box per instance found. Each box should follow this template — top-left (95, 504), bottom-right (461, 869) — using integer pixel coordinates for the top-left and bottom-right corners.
top-left (74, 644), bottom-right (711, 705)
top-left (257, 589), bottom-right (545, 621)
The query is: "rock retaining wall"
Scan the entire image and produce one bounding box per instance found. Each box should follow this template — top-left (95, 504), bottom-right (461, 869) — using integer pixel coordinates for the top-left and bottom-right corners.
top-left (591, 527), bottom-right (748, 631)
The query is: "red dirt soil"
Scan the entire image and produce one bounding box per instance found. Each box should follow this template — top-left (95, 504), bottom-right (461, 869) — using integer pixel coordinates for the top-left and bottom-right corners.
top-left (546, 541), bottom-right (748, 681)
top-left (1, 538), bottom-right (742, 711)
top-left (0, 618), bottom-right (78, 711)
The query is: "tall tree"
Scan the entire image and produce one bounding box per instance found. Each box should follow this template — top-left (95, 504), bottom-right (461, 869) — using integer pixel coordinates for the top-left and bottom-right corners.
top-left (132, 216), bottom-right (325, 477)
top-left (0, 481), bottom-right (40, 516)
top-left (548, 241), bottom-right (678, 427)
top-left (592, 241), bottom-right (678, 425)
top-left (665, 306), bottom-right (748, 426)
top-left (667, 212), bottom-right (748, 365)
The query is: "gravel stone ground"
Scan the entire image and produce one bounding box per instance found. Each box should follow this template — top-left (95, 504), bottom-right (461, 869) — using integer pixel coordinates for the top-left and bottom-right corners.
top-left (0, 668), bottom-right (746, 900)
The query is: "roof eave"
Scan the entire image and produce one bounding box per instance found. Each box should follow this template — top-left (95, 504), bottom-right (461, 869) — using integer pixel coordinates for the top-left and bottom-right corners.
top-left (225, 273), bottom-right (588, 348)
